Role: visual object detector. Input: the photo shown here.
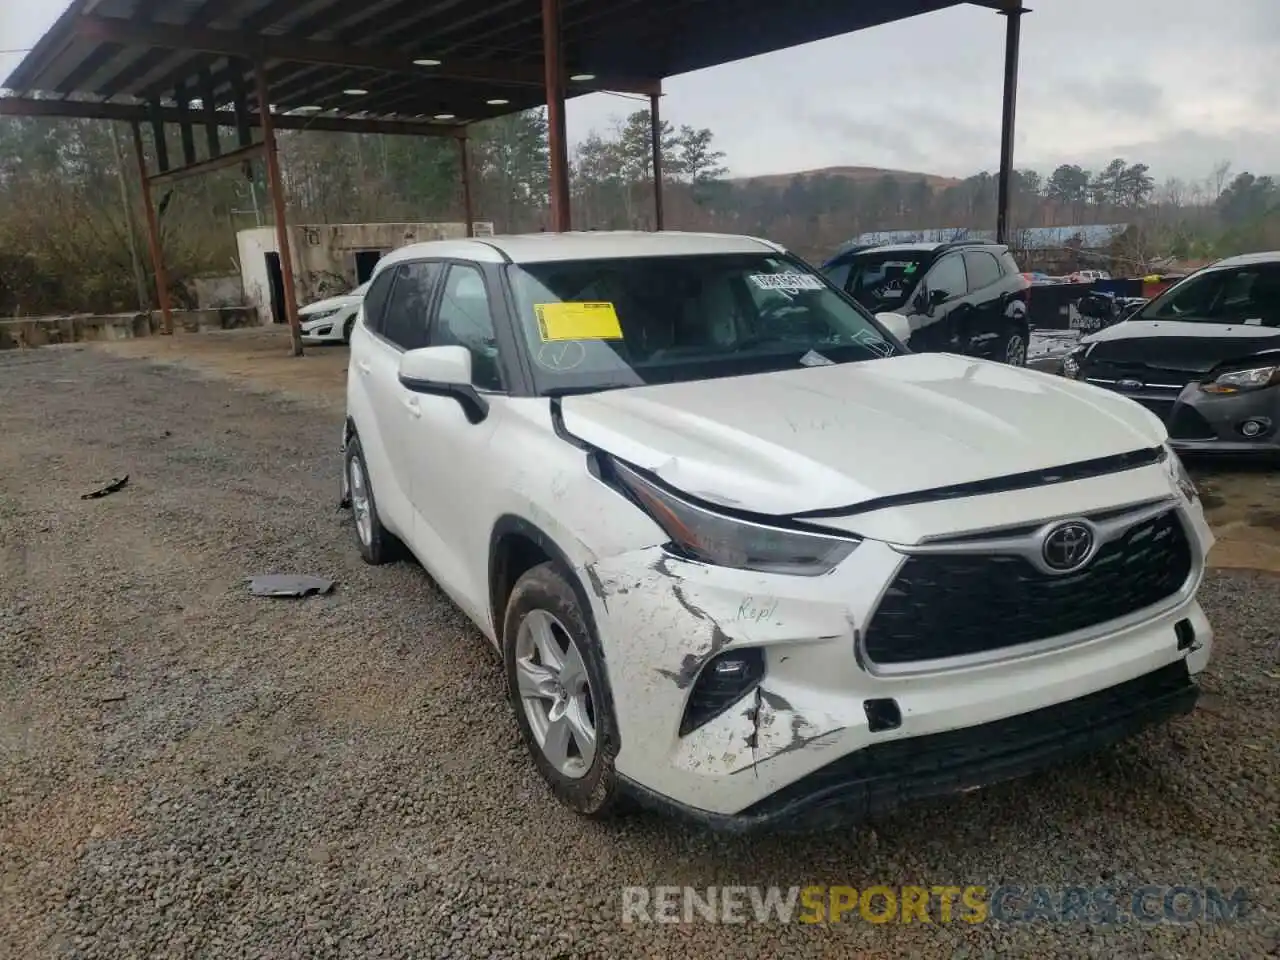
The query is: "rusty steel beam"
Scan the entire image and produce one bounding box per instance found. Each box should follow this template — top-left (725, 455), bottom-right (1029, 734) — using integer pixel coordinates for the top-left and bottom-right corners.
top-left (542, 0), bottom-right (570, 232)
top-left (650, 92), bottom-right (664, 231)
top-left (73, 14), bottom-right (660, 95)
top-left (255, 62), bottom-right (303, 357)
top-left (130, 121), bottom-right (173, 335)
top-left (149, 141), bottom-right (263, 188)
top-left (459, 135), bottom-right (475, 238)
top-left (0, 96), bottom-right (467, 138)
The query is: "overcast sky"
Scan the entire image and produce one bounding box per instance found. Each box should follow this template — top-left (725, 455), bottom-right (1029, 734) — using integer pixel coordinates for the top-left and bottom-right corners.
top-left (4, 0), bottom-right (1280, 184)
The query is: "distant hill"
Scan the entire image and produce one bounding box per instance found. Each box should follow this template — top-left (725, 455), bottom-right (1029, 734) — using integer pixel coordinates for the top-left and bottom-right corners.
top-left (730, 166), bottom-right (964, 191)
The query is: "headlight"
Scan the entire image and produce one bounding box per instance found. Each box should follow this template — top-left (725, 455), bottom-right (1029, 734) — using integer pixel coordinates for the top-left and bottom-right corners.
top-left (1062, 347), bottom-right (1085, 379)
top-left (611, 461), bottom-right (859, 576)
top-left (1200, 365), bottom-right (1279, 394)
top-left (305, 308), bottom-right (341, 322)
top-left (1164, 446), bottom-right (1198, 502)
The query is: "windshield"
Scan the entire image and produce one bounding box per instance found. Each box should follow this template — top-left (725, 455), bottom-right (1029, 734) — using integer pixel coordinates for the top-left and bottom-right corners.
top-left (839, 252), bottom-right (929, 312)
top-left (506, 253), bottom-right (901, 394)
top-left (1137, 263), bottom-right (1280, 327)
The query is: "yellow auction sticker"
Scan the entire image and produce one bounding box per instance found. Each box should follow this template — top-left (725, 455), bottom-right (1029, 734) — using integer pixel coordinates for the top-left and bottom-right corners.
top-left (534, 301), bottom-right (624, 342)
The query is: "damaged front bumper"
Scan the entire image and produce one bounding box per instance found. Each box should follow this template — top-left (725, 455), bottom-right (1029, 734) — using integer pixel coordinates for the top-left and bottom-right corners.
top-left (582, 511), bottom-right (1212, 831)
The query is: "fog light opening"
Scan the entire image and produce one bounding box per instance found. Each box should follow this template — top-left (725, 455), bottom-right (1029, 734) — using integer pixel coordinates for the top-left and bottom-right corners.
top-left (679, 647), bottom-right (766, 737)
top-left (863, 698), bottom-right (902, 733)
top-left (1175, 618), bottom-right (1196, 651)
top-left (1239, 418), bottom-right (1270, 438)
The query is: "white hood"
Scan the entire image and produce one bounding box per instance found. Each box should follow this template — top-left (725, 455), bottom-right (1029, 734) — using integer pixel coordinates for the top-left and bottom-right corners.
top-left (560, 353), bottom-right (1166, 516)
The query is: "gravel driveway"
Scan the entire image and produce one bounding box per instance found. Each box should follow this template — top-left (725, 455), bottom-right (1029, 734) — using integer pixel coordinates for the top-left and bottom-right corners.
top-left (1, 345), bottom-right (1276, 959)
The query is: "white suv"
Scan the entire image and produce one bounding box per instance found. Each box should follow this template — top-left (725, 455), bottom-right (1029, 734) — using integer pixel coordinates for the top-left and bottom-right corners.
top-left (341, 231), bottom-right (1214, 831)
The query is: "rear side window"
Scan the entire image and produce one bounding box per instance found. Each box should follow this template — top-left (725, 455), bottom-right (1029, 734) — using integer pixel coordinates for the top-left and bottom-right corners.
top-left (361, 269), bottom-right (397, 334)
top-left (380, 261), bottom-right (443, 350)
top-left (927, 254), bottom-right (967, 301)
top-left (1000, 252), bottom-right (1021, 276)
top-left (963, 251), bottom-right (1002, 291)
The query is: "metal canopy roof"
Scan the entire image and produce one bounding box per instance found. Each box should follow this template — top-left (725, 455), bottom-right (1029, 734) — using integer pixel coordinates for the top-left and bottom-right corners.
top-left (4, 0), bottom-right (971, 129)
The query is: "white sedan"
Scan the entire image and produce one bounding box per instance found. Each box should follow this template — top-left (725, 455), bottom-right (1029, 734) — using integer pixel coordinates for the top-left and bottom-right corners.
top-left (340, 230), bottom-right (1214, 831)
top-left (299, 281), bottom-right (368, 344)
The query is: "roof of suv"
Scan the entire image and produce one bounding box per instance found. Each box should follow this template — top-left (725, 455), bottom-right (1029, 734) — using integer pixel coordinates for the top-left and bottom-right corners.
top-left (828, 239), bottom-right (1009, 263)
top-left (377, 231), bottom-right (785, 270)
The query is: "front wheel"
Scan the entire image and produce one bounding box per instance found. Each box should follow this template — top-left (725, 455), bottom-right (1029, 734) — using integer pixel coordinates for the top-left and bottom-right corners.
top-left (503, 562), bottom-right (621, 818)
top-left (1001, 327), bottom-right (1029, 366)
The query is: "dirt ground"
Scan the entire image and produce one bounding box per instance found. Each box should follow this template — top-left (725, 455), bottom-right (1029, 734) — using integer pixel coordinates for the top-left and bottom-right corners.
top-left (97, 326), bottom-right (1280, 576)
top-left (0, 333), bottom-right (1276, 958)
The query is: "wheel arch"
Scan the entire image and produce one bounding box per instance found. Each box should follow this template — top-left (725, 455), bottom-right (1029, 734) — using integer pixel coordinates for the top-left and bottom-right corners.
top-left (488, 515), bottom-right (603, 653)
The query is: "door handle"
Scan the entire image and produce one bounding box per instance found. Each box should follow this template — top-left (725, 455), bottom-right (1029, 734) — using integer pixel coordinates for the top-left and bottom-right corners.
top-left (357, 360), bottom-right (372, 374)
top-left (403, 397), bottom-right (421, 418)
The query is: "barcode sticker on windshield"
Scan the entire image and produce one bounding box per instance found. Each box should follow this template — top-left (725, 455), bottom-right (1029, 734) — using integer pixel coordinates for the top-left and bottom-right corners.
top-left (534, 301), bottom-right (624, 341)
top-left (749, 273), bottom-right (825, 292)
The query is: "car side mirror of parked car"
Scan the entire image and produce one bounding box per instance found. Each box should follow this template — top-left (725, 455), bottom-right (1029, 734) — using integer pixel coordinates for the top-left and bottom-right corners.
top-left (398, 345), bottom-right (489, 424)
top-left (875, 312), bottom-right (912, 345)
top-left (930, 289), bottom-right (950, 308)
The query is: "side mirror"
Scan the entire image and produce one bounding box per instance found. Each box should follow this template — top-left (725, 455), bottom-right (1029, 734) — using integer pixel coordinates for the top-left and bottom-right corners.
top-left (398, 345), bottom-right (489, 423)
top-left (930, 289), bottom-right (950, 307)
top-left (875, 312), bottom-right (911, 344)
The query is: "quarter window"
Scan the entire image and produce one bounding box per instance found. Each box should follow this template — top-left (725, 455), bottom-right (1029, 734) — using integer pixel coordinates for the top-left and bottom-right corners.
top-left (963, 251), bottom-right (1002, 291)
top-left (360, 268), bottom-right (397, 335)
top-left (380, 261), bottom-right (442, 350)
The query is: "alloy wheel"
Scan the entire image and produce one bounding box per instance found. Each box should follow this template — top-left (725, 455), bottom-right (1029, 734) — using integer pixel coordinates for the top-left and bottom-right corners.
top-left (348, 456), bottom-right (373, 547)
top-left (514, 608), bottom-right (597, 779)
top-left (1006, 333), bottom-right (1027, 366)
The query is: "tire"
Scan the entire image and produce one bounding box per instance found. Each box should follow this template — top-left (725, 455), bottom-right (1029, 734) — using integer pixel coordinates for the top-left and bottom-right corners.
top-left (502, 561), bottom-right (621, 818)
top-left (342, 316), bottom-right (355, 344)
top-left (343, 434), bottom-right (403, 565)
top-left (1001, 325), bottom-right (1029, 366)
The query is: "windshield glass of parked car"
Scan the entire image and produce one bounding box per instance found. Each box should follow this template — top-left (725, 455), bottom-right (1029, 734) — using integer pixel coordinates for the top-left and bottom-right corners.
top-left (506, 253), bottom-right (900, 394)
top-left (840, 253), bottom-right (929, 312)
top-left (1137, 263), bottom-right (1280, 327)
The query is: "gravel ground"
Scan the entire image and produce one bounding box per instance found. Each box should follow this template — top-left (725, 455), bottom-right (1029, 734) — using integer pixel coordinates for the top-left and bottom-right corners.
top-left (1, 345), bottom-right (1277, 959)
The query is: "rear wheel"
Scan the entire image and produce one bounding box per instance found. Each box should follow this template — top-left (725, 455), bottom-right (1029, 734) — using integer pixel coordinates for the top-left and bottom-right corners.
top-left (503, 562), bottom-right (621, 818)
top-left (344, 435), bottom-right (403, 565)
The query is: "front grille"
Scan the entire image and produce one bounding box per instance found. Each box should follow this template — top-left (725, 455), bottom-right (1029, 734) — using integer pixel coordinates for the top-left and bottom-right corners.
top-left (864, 509), bottom-right (1193, 665)
top-left (1168, 405), bottom-right (1218, 440)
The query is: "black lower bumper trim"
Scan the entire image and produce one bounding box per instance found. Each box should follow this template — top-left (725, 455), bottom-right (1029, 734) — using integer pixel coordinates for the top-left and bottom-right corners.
top-left (619, 660), bottom-right (1198, 835)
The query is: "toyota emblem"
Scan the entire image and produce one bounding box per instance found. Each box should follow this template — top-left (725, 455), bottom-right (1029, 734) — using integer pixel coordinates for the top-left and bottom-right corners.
top-left (1041, 521), bottom-right (1095, 573)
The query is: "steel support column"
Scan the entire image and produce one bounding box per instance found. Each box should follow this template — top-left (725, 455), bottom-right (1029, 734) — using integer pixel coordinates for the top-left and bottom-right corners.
top-left (650, 92), bottom-right (665, 231)
top-left (130, 121), bottom-right (174, 335)
top-left (995, 5), bottom-right (1025, 244)
top-left (542, 0), bottom-right (571, 232)
top-left (254, 62), bottom-right (304, 357)
top-left (459, 135), bottom-right (475, 237)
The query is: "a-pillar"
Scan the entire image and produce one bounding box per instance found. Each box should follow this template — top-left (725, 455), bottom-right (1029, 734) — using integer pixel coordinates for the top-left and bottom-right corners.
top-left (254, 62), bottom-right (304, 356)
top-left (995, 4), bottom-right (1027, 245)
top-left (542, 0), bottom-right (571, 232)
